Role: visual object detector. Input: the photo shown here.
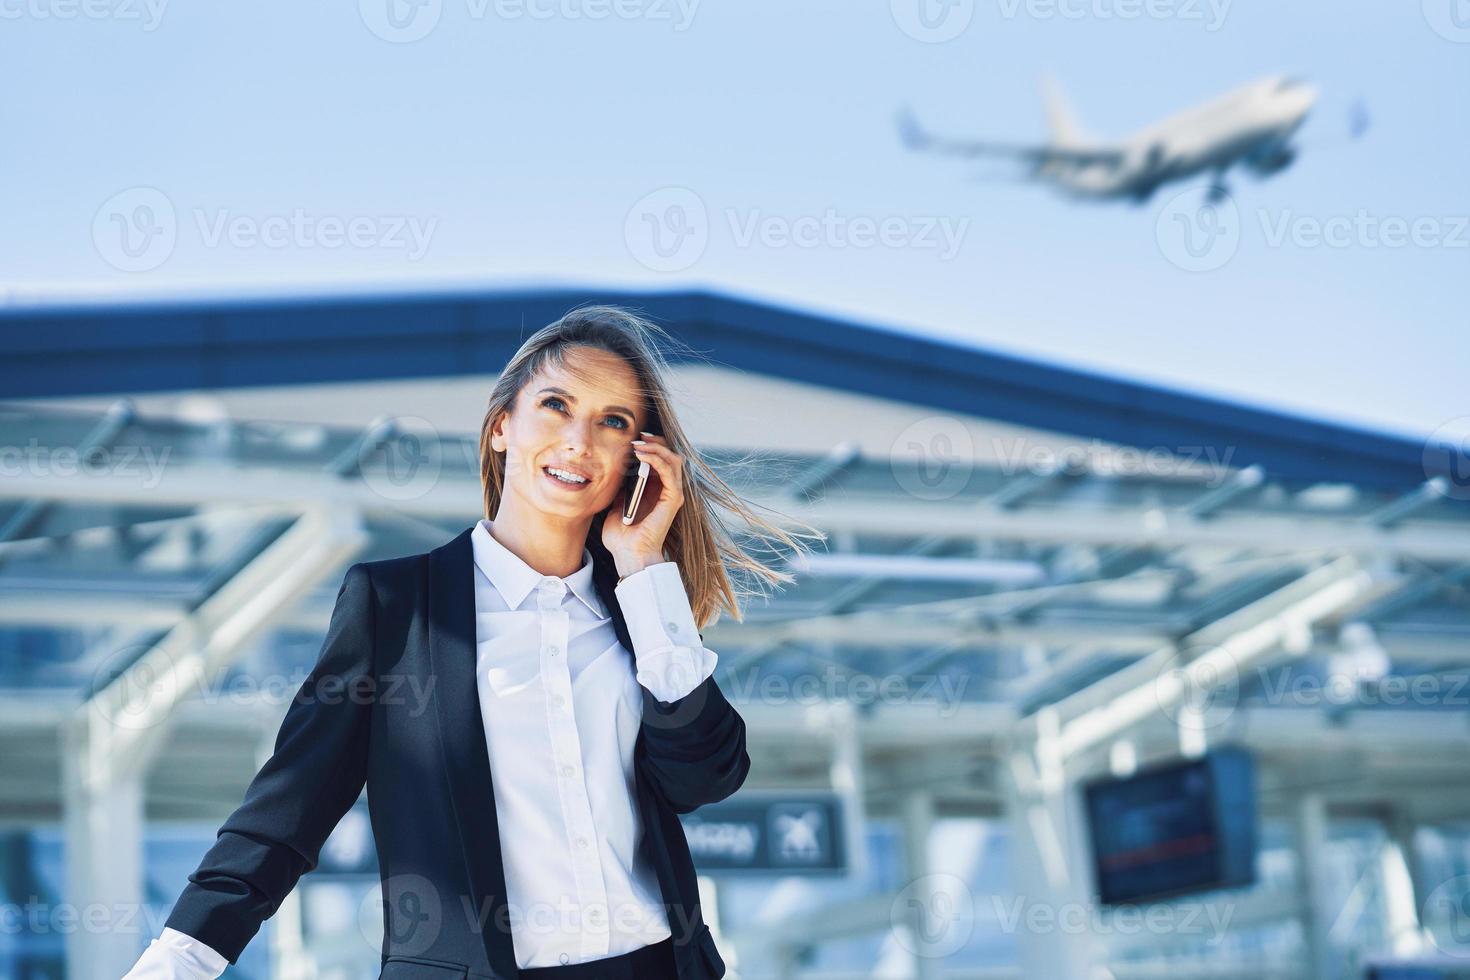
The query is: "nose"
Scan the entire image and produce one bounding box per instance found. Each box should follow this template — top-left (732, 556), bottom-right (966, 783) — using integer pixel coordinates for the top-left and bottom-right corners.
top-left (1290, 84), bottom-right (1318, 120)
top-left (559, 414), bottom-right (596, 454)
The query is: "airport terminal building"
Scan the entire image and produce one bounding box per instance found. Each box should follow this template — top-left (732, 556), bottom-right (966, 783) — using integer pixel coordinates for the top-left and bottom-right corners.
top-left (2, 288), bottom-right (1468, 979)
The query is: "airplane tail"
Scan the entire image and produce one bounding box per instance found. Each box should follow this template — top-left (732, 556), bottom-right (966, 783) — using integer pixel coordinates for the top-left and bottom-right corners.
top-left (1040, 72), bottom-right (1089, 148)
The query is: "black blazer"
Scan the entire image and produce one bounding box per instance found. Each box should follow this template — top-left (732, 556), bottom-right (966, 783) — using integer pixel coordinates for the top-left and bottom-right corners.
top-left (164, 524), bottom-right (749, 980)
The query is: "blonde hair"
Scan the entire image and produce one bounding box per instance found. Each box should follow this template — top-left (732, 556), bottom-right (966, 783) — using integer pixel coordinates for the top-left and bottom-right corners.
top-left (478, 303), bottom-right (826, 629)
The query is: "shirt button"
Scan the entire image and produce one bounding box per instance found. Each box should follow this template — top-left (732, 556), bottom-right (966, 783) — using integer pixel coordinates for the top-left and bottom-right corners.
top-left (577, 837), bottom-right (589, 849)
top-left (562, 765), bottom-right (575, 777)
top-left (667, 622), bottom-right (679, 633)
top-left (548, 646), bottom-right (560, 656)
top-left (560, 954), bottom-right (570, 965)
top-left (551, 694), bottom-right (565, 708)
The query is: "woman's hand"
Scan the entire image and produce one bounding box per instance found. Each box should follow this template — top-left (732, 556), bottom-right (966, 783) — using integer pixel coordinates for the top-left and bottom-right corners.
top-left (602, 431), bottom-right (685, 578)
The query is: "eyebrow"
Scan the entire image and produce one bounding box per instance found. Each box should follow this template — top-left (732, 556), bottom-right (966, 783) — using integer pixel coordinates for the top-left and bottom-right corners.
top-left (536, 387), bottom-right (639, 422)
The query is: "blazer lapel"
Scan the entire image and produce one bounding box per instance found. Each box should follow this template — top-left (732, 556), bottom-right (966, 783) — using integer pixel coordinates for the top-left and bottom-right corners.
top-left (586, 521), bottom-right (635, 657)
top-left (426, 520), bottom-right (661, 980)
top-left (587, 526), bottom-right (689, 933)
top-left (427, 526), bottom-right (521, 979)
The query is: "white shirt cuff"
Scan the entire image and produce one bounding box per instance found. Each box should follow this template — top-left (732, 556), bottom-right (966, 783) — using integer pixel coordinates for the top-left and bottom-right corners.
top-left (123, 927), bottom-right (229, 979)
top-left (615, 561), bottom-right (718, 703)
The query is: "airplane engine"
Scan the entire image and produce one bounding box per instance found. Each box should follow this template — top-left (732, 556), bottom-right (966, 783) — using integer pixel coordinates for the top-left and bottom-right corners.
top-left (1245, 144), bottom-right (1297, 176)
top-left (1132, 142), bottom-right (1168, 177)
top-left (1119, 142), bottom-right (1170, 202)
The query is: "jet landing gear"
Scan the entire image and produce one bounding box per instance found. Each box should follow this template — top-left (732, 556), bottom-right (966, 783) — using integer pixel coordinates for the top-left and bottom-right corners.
top-left (1206, 170), bottom-right (1231, 205)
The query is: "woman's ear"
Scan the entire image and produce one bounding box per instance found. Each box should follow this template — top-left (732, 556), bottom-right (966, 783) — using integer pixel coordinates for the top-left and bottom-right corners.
top-left (488, 410), bottom-right (508, 453)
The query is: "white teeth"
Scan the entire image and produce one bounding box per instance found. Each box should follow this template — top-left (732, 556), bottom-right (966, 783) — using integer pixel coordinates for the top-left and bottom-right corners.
top-left (546, 467), bottom-right (588, 484)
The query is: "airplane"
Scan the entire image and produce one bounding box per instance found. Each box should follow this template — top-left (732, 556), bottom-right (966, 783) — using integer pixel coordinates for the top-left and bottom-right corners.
top-left (897, 74), bottom-right (1354, 205)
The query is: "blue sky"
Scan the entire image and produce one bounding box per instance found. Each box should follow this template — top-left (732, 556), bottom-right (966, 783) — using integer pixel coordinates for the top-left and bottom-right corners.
top-left (2, 0), bottom-right (1464, 441)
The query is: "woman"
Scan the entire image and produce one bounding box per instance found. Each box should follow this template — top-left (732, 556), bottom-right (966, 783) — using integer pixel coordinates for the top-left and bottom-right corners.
top-left (123, 305), bottom-right (822, 980)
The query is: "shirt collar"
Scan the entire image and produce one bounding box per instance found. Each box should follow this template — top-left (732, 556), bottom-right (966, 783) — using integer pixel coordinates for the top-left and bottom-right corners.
top-left (471, 518), bottom-right (605, 618)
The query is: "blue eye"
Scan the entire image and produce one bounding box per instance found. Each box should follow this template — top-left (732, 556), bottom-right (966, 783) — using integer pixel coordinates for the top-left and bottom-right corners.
top-left (542, 397), bottom-right (630, 429)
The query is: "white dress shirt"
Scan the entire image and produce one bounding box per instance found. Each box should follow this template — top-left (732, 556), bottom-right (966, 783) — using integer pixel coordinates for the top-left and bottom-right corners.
top-left (123, 518), bottom-right (718, 978)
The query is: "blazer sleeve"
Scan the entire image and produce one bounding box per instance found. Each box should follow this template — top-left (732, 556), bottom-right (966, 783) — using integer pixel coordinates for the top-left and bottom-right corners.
top-left (636, 629), bottom-right (751, 815)
top-left (163, 561), bottom-right (377, 964)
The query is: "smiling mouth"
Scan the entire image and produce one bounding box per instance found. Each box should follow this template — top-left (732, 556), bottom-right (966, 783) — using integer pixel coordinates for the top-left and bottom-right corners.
top-left (543, 465), bottom-right (591, 489)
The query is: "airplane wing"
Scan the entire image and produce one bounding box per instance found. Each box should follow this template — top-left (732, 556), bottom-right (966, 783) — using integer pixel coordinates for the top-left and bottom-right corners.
top-left (896, 105), bottom-right (1124, 168)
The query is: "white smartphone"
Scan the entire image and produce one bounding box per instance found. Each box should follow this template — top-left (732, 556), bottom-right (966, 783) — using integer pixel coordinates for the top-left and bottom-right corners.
top-left (621, 458), bottom-right (651, 525)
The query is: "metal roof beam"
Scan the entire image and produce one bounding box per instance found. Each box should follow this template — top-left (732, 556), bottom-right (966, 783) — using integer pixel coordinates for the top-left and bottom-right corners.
top-left (0, 399), bottom-right (136, 549)
top-left (76, 506), bottom-right (368, 784)
top-left (983, 448), bottom-right (1088, 509)
top-left (1367, 477), bottom-right (1451, 528)
top-left (783, 439), bottom-right (861, 501)
top-left (9, 470), bottom-right (1469, 560)
top-left (1051, 556), bottom-right (1383, 759)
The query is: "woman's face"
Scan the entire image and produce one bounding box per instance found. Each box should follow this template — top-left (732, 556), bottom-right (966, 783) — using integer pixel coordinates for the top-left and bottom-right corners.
top-left (491, 346), bottom-right (647, 521)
